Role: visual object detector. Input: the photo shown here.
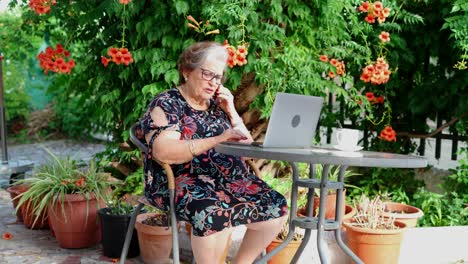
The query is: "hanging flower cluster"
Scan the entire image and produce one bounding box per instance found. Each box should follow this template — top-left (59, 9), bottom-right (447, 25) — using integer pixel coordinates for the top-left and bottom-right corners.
top-left (29, 0), bottom-right (56, 15)
top-left (186, 15), bottom-right (220, 36)
top-left (365, 92), bottom-right (385, 104)
top-left (101, 47), bottom-right (134, 67)
top-left (223, 40), bottom-right (248, 68)
top-left (379, 126), bottom-right (396, 142)
top-left (100, 0), bottom-right (134, 67)
top-left (319, 55), bottom-right (346, 78)
top-left (360, 57), bottom-right (391, 85)
top-left (37, 44), bottom-right (75, 74)
top-left (357, 1), bottom-right (391, 24)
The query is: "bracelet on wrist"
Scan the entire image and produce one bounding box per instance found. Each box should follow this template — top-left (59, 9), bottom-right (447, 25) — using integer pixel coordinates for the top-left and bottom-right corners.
top-left (188, 139), bottom-right (197, 156)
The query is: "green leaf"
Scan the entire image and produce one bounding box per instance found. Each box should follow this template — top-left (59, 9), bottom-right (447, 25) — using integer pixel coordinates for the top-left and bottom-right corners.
top-left (174, 1), bottom-right (189, 15)
top-left (164, 69), bottom-right (180, 86)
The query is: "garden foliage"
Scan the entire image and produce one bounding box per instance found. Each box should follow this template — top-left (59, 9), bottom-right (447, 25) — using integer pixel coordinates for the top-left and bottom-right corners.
top-left (4, 0), bottom-right (467, 226)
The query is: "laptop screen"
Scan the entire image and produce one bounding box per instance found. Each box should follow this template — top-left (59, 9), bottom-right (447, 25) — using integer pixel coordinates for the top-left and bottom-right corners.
top-left (263, 92), bottom-right (324, 148)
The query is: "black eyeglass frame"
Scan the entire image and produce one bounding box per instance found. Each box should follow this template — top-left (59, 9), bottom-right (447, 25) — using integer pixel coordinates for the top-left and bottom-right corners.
top-left (200, 68), bottom-right (226, 84)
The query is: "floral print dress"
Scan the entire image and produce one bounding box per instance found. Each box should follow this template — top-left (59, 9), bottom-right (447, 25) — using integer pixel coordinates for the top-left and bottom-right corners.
top-left (138, 88), bottom-right (288, 237)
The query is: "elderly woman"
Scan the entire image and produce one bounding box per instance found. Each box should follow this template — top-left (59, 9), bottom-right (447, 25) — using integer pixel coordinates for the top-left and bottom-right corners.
top-left (138, 41), bottom-right (288, 264)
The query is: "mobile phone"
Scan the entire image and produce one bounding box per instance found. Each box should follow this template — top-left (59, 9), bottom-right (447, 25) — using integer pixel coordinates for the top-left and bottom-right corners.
top-left (213, 86), bottom-right (220, 100)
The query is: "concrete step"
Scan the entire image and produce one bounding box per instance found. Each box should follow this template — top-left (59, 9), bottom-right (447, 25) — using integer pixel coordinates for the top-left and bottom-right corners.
top-left (178, 223), bottom-right (468, 264)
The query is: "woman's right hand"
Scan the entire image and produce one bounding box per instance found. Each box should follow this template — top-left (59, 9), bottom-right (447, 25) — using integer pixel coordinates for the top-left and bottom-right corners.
top-left (219, 128), bottom-right (248, 143)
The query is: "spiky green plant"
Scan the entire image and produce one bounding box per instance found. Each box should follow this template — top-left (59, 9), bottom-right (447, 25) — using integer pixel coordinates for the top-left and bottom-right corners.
top-left (15, 148), bottom-right (111, 227)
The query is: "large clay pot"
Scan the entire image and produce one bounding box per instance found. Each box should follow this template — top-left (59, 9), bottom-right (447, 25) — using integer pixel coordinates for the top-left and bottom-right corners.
top-left (135, 213), bottom-right (173, 264)
top-left (6, 184), bottom-right (29, 222)
top-left (265, 239), bottom-right (302, 264)
top-left (313, 189), bottom-right (346, 219)
top-left (343, 219), bottom-right (407, 264)
top-left (381, 202), bottom-right (424, 228)
top-left (47, 193), bottom-right (104, 249)
top-left (21, 199), bottom-right (49, 229)
top-left (298, 189), bottom-right (347, 219)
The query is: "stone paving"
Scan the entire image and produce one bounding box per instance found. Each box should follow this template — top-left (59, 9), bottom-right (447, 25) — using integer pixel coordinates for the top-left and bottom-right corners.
top-left (0, 139), bottom-right (107, 188)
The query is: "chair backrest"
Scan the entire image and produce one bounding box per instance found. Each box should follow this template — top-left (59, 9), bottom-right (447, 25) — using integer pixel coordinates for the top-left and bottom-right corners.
top-left (129, 123), bottom-right (149, 155)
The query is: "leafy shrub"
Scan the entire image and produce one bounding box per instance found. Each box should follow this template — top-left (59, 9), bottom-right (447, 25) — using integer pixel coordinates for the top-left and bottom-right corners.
top-left (412, 148), bottom-right (468, 227)
top-left (347, 167), bottom-right (424, 202)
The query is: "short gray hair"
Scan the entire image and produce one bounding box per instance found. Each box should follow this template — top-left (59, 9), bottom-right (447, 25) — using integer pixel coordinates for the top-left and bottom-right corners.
top-left (177, 41), bottom-right (228, 84)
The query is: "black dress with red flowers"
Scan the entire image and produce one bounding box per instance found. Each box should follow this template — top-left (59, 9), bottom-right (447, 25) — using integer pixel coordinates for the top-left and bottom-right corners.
top-left (138, 88), bottom-right (288, 237)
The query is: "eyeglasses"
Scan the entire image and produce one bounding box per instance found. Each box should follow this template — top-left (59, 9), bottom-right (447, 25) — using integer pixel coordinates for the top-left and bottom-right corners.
top-left (200, 68), bottom-right (225, 84)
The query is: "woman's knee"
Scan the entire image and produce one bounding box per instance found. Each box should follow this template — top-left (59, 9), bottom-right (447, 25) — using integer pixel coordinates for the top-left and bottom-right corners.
top-left (191, 228), bottom-right (233, 263)
top-left (246, 215), bottom-right (288, 231)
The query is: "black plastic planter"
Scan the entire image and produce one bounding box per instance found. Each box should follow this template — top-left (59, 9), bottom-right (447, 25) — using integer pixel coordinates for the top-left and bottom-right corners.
top-left (98, 208), bottom-right (140, 258)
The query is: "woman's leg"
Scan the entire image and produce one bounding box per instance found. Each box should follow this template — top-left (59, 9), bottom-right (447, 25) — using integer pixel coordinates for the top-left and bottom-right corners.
top-left (233, 215), bottom-right (288, 264)
top-left (191, 227), bottom-right (233, 264)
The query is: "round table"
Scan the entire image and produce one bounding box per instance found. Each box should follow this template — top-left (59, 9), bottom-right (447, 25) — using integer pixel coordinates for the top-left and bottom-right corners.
top-left (215, 143), bottom-right (427, 264)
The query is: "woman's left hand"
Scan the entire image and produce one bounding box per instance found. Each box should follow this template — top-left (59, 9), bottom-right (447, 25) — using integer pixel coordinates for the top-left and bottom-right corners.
top-left (215, 85), bottom-right (236, 115)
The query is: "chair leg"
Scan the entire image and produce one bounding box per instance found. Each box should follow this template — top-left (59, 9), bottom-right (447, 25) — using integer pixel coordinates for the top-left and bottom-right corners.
top-left (169, 189), bottom-right (180, 264)
top-left (120, 202), bottom-right (144, 264)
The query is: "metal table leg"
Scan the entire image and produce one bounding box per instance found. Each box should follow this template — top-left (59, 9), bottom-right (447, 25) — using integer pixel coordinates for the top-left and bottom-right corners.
top-left (334, 166), bottom-right (364, 264)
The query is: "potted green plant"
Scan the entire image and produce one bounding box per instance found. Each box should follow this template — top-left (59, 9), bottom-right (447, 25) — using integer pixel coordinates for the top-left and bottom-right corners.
top-left (98, 196), bottom-right (143, 258)
top-left (343, 194), bottom-right (407, 264)
top-left (16, 149), bottom-right (110, 248)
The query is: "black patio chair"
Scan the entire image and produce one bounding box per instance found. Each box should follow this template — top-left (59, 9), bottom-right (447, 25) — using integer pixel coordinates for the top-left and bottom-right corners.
top-left (120, 123), bottom-right (180, 264)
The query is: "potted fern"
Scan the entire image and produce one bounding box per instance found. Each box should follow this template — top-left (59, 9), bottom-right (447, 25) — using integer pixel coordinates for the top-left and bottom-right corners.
top-left (343, 194), bottom-right (407, 264)
top-left (16, 149), bottom-right (110, 248)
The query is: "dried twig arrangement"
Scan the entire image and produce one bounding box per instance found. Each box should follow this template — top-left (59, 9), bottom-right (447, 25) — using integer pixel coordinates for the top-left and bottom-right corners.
top-left (352, 194), bottom-right (399, 230)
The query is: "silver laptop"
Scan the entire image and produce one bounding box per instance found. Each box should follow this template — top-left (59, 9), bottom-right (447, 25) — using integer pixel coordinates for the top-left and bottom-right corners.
top-left (261, 92), bottom-right (323, 148)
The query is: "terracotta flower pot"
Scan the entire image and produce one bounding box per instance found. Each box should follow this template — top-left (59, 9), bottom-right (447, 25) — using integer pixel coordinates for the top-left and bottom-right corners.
top-left (342, 204), bottom-right (356, 223)
top-left (298, 189), bottom-right (347, 219)
top-left (381, 202), bottom-right (424, 228)
top-left (21, 199), bottom-right (49, 229)
top-left (313, 189), bottom-right (346, 219)
top-left (265, 238), bottom-right (302, 264)
top-left (343, 219), bottom-right (407, 264)
top-left (6, 184), bottom-right (29, 222)
top-left (47, 193), bottom-right (104, 249)
top-left (135, 213), bottom-right (174, 264)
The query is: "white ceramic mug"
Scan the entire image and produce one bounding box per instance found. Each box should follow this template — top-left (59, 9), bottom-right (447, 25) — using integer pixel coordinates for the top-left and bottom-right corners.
top-left (336, 128), bottom-right (359, 149)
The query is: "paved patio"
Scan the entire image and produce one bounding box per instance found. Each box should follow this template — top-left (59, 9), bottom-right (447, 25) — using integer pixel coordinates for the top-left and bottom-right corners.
top-left (1, 185), bottom-right (467, 264)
